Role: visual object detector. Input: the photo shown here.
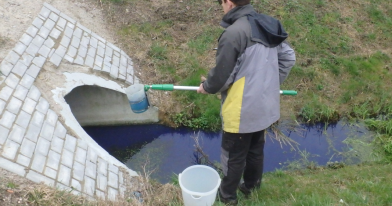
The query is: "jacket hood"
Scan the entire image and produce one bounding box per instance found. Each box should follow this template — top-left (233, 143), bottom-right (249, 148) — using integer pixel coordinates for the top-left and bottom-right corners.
top-left (221, 4), bottom-right (288, 47)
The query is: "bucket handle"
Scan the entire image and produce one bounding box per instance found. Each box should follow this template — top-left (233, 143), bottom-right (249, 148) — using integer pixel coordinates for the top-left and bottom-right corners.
top-left (191, 195), bottom-right (202, 200)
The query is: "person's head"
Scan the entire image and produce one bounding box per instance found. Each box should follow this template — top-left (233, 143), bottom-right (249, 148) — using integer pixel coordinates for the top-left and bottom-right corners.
top-left (217, 0), bottom-right (250, 14)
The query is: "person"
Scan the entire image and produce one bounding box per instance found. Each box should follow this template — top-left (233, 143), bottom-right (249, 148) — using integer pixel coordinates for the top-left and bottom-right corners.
top-left (197, 0), bottom-right (296, 205)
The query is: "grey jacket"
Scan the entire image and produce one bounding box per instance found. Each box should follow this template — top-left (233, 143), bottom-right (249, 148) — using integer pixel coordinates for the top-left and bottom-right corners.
top-left (203, 5), bottom-right (296, 133)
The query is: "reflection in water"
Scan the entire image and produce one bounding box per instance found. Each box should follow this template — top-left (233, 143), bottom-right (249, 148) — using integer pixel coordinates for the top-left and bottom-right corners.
top-left (83, 121), bottom-right (375, 183)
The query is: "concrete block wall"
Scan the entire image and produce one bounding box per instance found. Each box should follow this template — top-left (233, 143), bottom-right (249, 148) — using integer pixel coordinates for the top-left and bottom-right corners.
top-left (0, 2), bottom-right (151, 201)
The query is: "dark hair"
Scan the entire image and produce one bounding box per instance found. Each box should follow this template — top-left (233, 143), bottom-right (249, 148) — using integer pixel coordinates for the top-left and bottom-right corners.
top-left (228, 0), bottom-right (251, 6)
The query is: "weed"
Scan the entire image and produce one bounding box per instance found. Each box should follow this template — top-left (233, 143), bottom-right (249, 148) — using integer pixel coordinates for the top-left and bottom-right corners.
top-left (7, 182), bottom-right (16, 189)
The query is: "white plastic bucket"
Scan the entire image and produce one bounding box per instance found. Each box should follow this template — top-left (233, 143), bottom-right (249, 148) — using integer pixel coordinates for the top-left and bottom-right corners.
top-left (179, 165), bottom-right (221, 206)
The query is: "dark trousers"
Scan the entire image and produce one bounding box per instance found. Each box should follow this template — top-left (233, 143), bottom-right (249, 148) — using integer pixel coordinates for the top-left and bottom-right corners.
top-left (219, 130), bottom-right (265, 199)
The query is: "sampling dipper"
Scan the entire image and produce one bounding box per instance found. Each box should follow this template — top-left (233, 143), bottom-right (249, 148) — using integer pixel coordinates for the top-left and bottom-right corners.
top-left (125, 84), bottom-right (297, 113)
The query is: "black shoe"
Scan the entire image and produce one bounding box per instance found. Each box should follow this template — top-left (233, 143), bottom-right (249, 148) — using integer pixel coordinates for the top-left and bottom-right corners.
top-left (217, 191), bottom-right (238, 205)
top-left (238, 183), bottom-right (251, 197)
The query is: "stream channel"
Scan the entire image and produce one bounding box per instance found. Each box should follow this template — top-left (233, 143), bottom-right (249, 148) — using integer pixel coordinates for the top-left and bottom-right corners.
top-left (83, 121), bottom-right (376, 183)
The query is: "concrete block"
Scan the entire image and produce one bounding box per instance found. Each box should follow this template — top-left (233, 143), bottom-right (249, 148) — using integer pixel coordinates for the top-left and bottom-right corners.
top-left (60, 36), bottom-right (70, 48)
top-left (127, 63), bottom-right (134, 75)
top-left (39, 6), bottom-right (51, 18)
top-left (50, 136), bottom-right (64, 154)
top-left (95, 55), bottom-right (103, 67)
top-left (87, 147), bottom-right (98, 163)
top-left (49, 53), bottom-right (62, 67)
top-left (64, 26), bottom-right (74, 38)
top-left (32, 35), bottom-right (45, 48)
top-left (112, 55), bottom-right (120, 67)
top-left (0, 111), bottom-right (16, 129)
top-left (49, 12), bottom-right (59, 22)
top-left (0, 61), bottom-right (13, 76)
top-left (83, 176), bottom-right (96, 196)
top-left (87, 47), bottom-right (96, 57)
top-left (0, 86), bottom-right (13, 101)
top-left (45, 167), bottom-right (57, 179)
top-left (49, 28), bottom-right (61, 39)
top-left (91, 32), bottom-right (105, 43)
top-left (108, 164), bottom-right (119, 174)
top-left (66, 46), bottom-right (77, 58)
top-left (30, 110), bottom-right (45, 128)
top-left (0, 157), bottom-right (26, 177)
top-left (75, 146), bottom-right (87, 164)
top-left (16, 154), bottom-right (31, 167)
top-left (0, 100), bottom-right (5, 116)
top-left (26, 43), bottom-right (40, 56)
top-left (13, 85), bottom-right (28, 101)
top-left (22, 97), bottom-right (37, 114)
top-left (55, 46), bottom-right (67, 58)
top-left (61, 149), bottom-right (74, 168)
top-left (0, 125), bottom-right (9, 145)
top-left (54, 121), bottom-right (66, 139)
top-left (27, 86), bottom-right (41, 102)
top-left (84, 55), bottom-right (94, 68)
top-left (25, 124), bottom-right (41, 143)
top-left (16, 110), bottom-right (31, 129)
top-left (27, 170), bottom-right (55, 186)
top-left (113, 51), bottom-right (120, 58)
top-left (119, 64), bottom-right (126, 76)
top-left (31, 153), bottom-right (47, 173)
top-left (71, 37), bottom-right (80, 48)
top-left (5, 50), bottom-right (20, 65)
top-left (8, 124), bottom-right (25, 144)
top-left (46, 110), bottom-right (58, 127)
top-left (125, 74), bottom-right (133, 85)
top-left (20, 74), bottom-right (34, 89)
top-left (104, 56), bottom-right (111, 64)
top-left (12, 61), bottom-right (28, 77)
top-left (20, 33), bottom-right (33, 46)
top-left (32, 17), bottom-right (44, 29)
top-left (64, 135), bottom-right (77, 152)
top-left (96, 190), bottom-right (105, 200)
top-left (110, 65), bottom-right (119, 79)
top-left (67, 22), bottom-right (75, 29)
top-left (77, 139), bottom-right (88, 150)
top-left (73, 56), bottom-right (84, 65)
top-left (2, 139), bottom-right (20, 160)
top-left (71, 179), bottom-right (82, 191)
top-left (74, 27), bottom-right (83, 39)
top-left (97, 173), bottom-right (107, 191)
top-left (63, 55), bottom-right (73, 63)
top-left (13, 42), bottom-right (27, 55)
top-left (32, 56), bottom-right (46, 68)
top-left (44, 3), bottom-right (60, 14)
top-left (105, 46), bottom-right (113, 57)
top-left (58, 165), bottom-right (71, 185)
top-left (98, 158), bottom-right (108, 176)
top-left (43, 38), bottom-right (55, 49)
top-left (73, 161), bottom-right (85, 181)
top-left (102, 63), bottom-right (111, 74)
top-left (97, 46), bottom-right (105, 57)
top-left (36, 97), bottom-right (49, 114)
top-left (60, 12), bottom-right (76, 24)
top-left (20, 138), bottom-right (36, 158)
top-left (26, 26), bottom-right (39, 37)
top-left (57, 17), bottom-right (66, 29)
top-left (7, 97), bottom-right (22, 114)
top-left (78, 46), bottom-right (87, 58)
top-left (35, 137), bottom-right (51, 156)
top-left (47, 150), bottom-right (61, 170)
top-left (93, 65), bottom-right (101, 71)
top-left (44, 19), bottom-right (56, 31)
top-left (38, 45), bottom-right (51, 58)
top-left (26, 64), bottom-right (41, 79)
top-left (90, 37), bottom-right (98, 48)
top-left (85, 160), bottom-right (97, 179)
top-left (80, 36), bottom-right (90, 48)
top-left (108, 187), bottom-right (118, 201)
top-left (38, 26), bottom-right (51, 39)
top-left (19, 53), bottom-right (34, 67)
top-left (40, 122), bottom-right (55, 141)
top-left (119, 171), bottom-right (124, 185)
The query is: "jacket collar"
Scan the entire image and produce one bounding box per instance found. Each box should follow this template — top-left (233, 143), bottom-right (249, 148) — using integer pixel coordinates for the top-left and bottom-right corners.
top-left (220, 4), bottom-right (255, 28)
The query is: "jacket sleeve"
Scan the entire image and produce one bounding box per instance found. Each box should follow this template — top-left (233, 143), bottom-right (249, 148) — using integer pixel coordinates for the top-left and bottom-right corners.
top-left (278, 41), bottom-right (296, 84)
top-left (203, 29), bottom-right (241, 94)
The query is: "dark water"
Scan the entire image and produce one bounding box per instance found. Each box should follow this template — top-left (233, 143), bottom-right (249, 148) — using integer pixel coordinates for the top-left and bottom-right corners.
top-left (83, 121), bottom-right (374, 183)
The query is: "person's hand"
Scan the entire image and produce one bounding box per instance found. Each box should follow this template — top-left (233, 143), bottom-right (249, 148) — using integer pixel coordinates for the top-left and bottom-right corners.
top-left (197, 83), bottom-right (209, 94)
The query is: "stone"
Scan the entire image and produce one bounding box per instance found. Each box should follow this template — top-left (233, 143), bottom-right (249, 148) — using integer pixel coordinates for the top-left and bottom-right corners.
top-left (60, 12), bottom-right (76, 24)
top-left (8, 124), bottom-right (25, 144)
top-left (78, 46), bottom-right (88, 58)
top-left (80, 36), bottom-right (90, 48)
top-left (30, 110), bottom-right (45, 128)
top-left (87, 47), bottom-right (96, 57)
top-left (12, 61), bottom-right (28, 77)
top-left (71, 179), bottom-right (82, 191)
top-left (46, 109), bottom-right (58, 126)
top-left (0, 61), bottom-right (13, 76)
top-left (36, 97), bottom-right (49, 114)
top-left (49, 53), bottom-right (62, 67)
top-left (19, 53), bottom-right (34, 67)
top-left (27, 86), bottom-right (41, 101)
top-left (55, 46), bottom-right (67, 58)
top-left (13, 42), bottom-right (27, 55)
top-left (2, 139), bottom-right (20, 160)
top-left (74, 147), bottom-right (87, 164)
top-left (15, 110), bottom-right (31, 129)
top-left (44, 19), bottom-right (56, 31)
top-left (95, 55), bottom-right (103, 67)
top-left (84, 55), bottom-right (94, 68)
top-left (97, 174), bottom-right (107, 191)
top-left (0, 100), bottom-right (5, 116)
top-left (26, 64), bottom-right (41, 79)
top-left (49, 28), bottom-right (62, 39)
top-left (13, 85), bottom-right (28, 101)
top-left (25, 43), bottom-right (40, 56)
top-left (61, 149), bottom-right (74, 168)
top-left (20, 138), bottom-right (36, 158)
top-left (91, 32), bottom-right (106, 43)
top-left (25, 124), bottom-right (41, 143)
top-left (32, 35), bottom-right (45, 48)
top-left (54, 121), bottom-right (67, 139)
top-left (110, 65), bottom-right (119, 79)
top-left (38, 45), bottom-right (51, 58)
top-left (83, 177), bottom-right (95, 196)
top-left (7, 97), bottom-right (22, 114)
top-left (49, 12), bottom-right (59, 22)
top-left (58, 165), bottom-right (72, 186)
top-left (74, 27), bottom-right (83, 39)
top-left (32, 17), bottom-right (44, 29)
top-left (16, 154), bottom-right (31, 167)
top-left (64, 135), bottom-right (77, 152)
top-left (74, 56), bottom-right (84, 65)
top-left (35, 137), bottom-right (51, 155)
top-left (97, 46), bottom-right (105, 57)
top-left (85, 161), bottom-right (97, 179)
top-left (20, 33), bottom-right (33, 46)
top-left (57, 18), bottom-right (67, 30)
top-left (5, 50), bottom-right (20, 65)
top-left (0, 86), bottom-right (13, 102)
top-left (31, 153), bottom-right (47, 173)
top-left (45, 167), bottom-right (58, 179)
top-left (108, 187), bottom-right (118, 201)
top-left (40, 122), bottom-right (55, 141)
top-left (60, 35), bottom-right (71, 48)
top-left (64, 26), bottom-right (74, 38)
top-left (71, 36), bottom-right (80, 48)
top-left (22, 97), bottom-right (37, 114)
top-left (44, 3), bottom-right (60, 14)
top-left (5, 74), bottom-right (20, 89)
top-left (38, 26), bottom-right (51, 39)
top-left (89, 37), bottom-right (98, 48)
top-left (73, 161), bottom-right (85, 181)
top-left (32, 56), bottom-right (46, 68)
top-left (39, 6), bottom-right (51, 18)
top-left (50, 136), bottom-right (64, 154)
top-left (26, 26), bottom-right (39, 37)
top-left (0, 125), bottom-right (10, 145)
top-left (0, 157), bottom-right (26, 177)
top-left (47, 150), bottom-right (61, 170)
top-left (98, 159), bottom-right (108, 176)
top-left (26, 170), bottom-right (55, 186)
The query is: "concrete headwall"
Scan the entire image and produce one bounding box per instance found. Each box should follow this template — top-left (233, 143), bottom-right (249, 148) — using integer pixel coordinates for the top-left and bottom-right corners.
top-left (65, 85), bottom-right (158, 126)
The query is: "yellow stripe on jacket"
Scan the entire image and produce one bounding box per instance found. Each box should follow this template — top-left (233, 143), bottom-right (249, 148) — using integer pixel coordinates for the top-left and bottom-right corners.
top-left (222, 77), bottom-right (245, 133)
